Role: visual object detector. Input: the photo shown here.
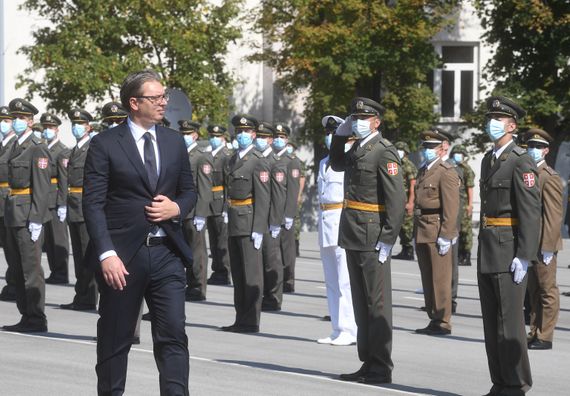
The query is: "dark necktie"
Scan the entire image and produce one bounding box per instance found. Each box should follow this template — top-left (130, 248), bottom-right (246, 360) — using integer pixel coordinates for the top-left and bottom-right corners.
top-left (143, 132), bottom-right (158, 191)
top-left (490, 153), bottom-right (496, 167)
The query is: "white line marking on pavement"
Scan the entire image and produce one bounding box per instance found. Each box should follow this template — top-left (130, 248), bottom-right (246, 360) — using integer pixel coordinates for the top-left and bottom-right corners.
top-left (404, 297), bottom-right (425, 301)
top-left (1, 331), bottom-right (428, 395)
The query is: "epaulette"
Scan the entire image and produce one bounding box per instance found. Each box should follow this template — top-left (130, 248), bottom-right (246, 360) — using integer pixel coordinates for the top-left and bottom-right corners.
top-left (198, 146), bottom-right (210, 154)
top-left (252, 150), bottom-right (264, 158)
top-left (378, 137), bottom-right (392, 148)
top-left (545, 166), bottom-right (558, 176)
top-left (440, 160), bottom-right (453, 169)
top-left (512, 146), bottom-right (525, 156)
top-left (31, 135), bottom-right (43, 145)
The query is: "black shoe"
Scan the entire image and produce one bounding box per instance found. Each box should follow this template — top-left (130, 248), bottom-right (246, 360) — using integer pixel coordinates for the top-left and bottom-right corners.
top-left (357, 372), bottom-right (392, 384)
top-left (141, 312), bottom-right (151, 321)
top-left (322, 315), bottom-right (331, 322)
top-left (232, 325), bottom-right (259, 333)
top-left (295, 240), bottom-right (300, 257)
top-left (393, 246), bottom-right (414, 260)
top-left (528, 339), bottom-right (552, 350)
top-left (415, 324), bottom-right (451, 336)
top-left (185, 288), bottom-right (206, 302)
top-left (3, 321), bottom-right (47, 333)
top-left (458, 252), bottom-right (472, 266)
top-left (132, 337), bottom-right (141, 345)
top-left (283, 284), bottom-right (294, 293)
top-left (45, 276), bottom-right (69, 285)
top-left (220, 324), bottom-right (238, 332)
top-left (261, 303), bottom-right (281, 312)
top-left (60, 302), bottom-right (96, 311)
top-left (207, 276), bottom-right (230, 286)
top-left (339, 363), bottom-right (369, 382)
top-left (452, 304), bottom-right (457, 314)
top-left (562, 291), bottom-right (570, 297)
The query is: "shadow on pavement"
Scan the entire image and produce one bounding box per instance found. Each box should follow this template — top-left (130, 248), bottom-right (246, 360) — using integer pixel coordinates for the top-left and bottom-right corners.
top-left (262, 310), bottom-right (323, 320)
top-left (35, 332), bottom-right (95, 342)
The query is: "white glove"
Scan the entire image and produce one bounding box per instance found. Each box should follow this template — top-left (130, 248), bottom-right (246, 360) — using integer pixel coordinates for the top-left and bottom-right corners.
top-left (193, 216), bottom-right (206, 232)
top-left (28, 222), bottom-right (42, 242)
top-left (335, 117), bottom-right (352, 136)
top-left (284, 217), bottom-right (294, 230)
top-left (451, 236), bottom-right (458, 245)
top-left (251, 232), bottom-right (263, 250)
top-left (269, 225), bottom-right (281, 239)
top-left (222, 211), bottom-right (228, 224)
top-left (510, 257), bottom-right (528, 284)
top-left (542, 251), bottom-right (554, 265)
top-left (57, 206), bottom-right (67, 222)
top-left (437, 237), bottom-right (451, 256)
top-left (375, 241), bottom-right (393, 264)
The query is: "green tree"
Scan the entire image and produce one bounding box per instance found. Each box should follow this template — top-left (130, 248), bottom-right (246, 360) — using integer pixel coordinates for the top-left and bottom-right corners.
top-left (252, 0), bottom-right (460, 170)
top-left (18, 0), bottom-right (242, 124)
top-left (470, 0), bottom-right (570, 156)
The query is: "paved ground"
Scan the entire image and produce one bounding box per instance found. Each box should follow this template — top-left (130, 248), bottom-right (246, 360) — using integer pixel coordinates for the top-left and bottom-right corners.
top-left (1, 232), bottom-right (569, 395)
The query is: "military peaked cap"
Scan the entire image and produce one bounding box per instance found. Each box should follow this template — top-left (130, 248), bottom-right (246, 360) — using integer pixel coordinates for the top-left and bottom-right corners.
top-left (485, 96), bottom-right (526, 121)
top-left (231, 114), bottom-right (258, 130)
top-left (9, 98), bottom-right (38, 116)
top-left (178, 119), bottom-right (201, 133)
top-left (273, 122), bottom-right (291, 137)
top-left (207, 124), bottom-right (227, 135)
top-left (68, 108), bottom-right (93, 123)
top-left (0, 106), bottom-right (12, 120)
top-left (40, 113), bottom-right (62, 126)
top-left (350, 97), bottom-right (385, 117)
top-left (321, 115), bottom-right (344, 132)
top-left (101, 102), bottom-right (128, 120)
top-left (525, 128), bottom-right (552, 145)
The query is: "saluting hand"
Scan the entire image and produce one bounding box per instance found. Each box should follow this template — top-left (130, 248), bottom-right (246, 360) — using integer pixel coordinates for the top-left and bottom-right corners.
top-left (145, 194), bottom-right (180, 222)
top-left (101, 256), bottom-right (129, 291)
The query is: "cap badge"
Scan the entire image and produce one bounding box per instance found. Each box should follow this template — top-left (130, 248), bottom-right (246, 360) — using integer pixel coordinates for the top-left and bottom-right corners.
top-left (492, 99), bottom-right (500, 109)
top-left (0, 108), bottom-right (6, 114)
top-left (183, 121), bottom-right (189, 128)
top-left (240, 117), bottom-right (247, 125)
top-left (111, 104), bottom-right (118, 113)
top-left (16, 101), bottom-right (23, 109)
top-left (327, 118), bottom-right (335, 125)
top-left (276, 125), bottom-right (283, 131)
top-left (356, 100), bottom-right (364, 110)
top-left (259, 124), bottom-right (264, 131)
top-left (46, 115), bottom-right (51, 121)
top-left (74, 111), bottom-right (80, 118)
top-left (213, 126), bottom-right (219, 132)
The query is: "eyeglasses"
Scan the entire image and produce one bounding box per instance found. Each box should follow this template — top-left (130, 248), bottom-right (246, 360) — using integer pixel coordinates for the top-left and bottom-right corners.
top-left (136, 93), bottom-right (170, 104)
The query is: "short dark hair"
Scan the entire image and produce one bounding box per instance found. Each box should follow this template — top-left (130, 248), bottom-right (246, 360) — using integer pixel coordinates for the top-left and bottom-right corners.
top-left (120, 70), bottom-right (162, 112)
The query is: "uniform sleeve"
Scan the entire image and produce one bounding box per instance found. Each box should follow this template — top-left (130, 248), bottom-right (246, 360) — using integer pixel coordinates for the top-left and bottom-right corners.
top-left (269, 163), bottom-right (287, 226)
top-left (464, 164), bottom-right (475, 188)
top-left (329, 135), bottom-right (349, 172)
top-left (377, 147), bottom-right (406, 245)
top-left (284, 157), bottom-right (301, 219)
top-left (56, 148), bottom-right (70, 207)
top-left (194, 155), bottom-right (214, 218)
top-left (252, 158), bottom-right (271, 234)
top-left (541, 173), bottom-right (564, 252)
top-left (513, 155), bottom-right (541, 261)
top-left (408, 159), bottom-right (418, 180)
top-left (439, 167), bottom-right (461, 239)
top-left (29, 145), bottom-right (52, 224)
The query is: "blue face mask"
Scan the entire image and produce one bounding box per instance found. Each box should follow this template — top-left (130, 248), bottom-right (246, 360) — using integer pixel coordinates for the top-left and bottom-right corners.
top-left (237, 132), bottom-right (253, 149)
top-left (183, 135), bottom-right (194, 148)
top-left (72, 124), bottom-right (86, 139)
top-left (485, 119), bottom-right (506, 141)
top-left (286, 146), bottom-right (294, 155)
top-left (452, 153), bottom-right (463, 163)
top-left (12, 118), bottom-right (28, 136)
top-left (324, 134), bottom-right (332, 149)
top-left (422, 147), bottom-right (438, 163)
top-left (42, 128), bottom-right (56, 141)
top-left (527, 147), bottom-right (544, 163)
top-left (255, 138), bottom-right (268, 152)
top-left (273, 137), bottom-right (287, 150)
top-left (352, 119), bottom-right (371, 139)
top-left (89, 131), bottom-right (99, 139)
top-left (0, 121), bottom-right (12, 136)
top-left (209, 136), bottom-right (222, 150)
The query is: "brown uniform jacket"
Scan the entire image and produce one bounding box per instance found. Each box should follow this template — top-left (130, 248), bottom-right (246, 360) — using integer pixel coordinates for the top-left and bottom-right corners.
top-left (537, 162), bottom-right (563, 254)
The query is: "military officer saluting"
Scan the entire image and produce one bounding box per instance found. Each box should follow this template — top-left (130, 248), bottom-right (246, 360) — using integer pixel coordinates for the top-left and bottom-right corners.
top-left (179, 120), bottom-right (213, 301)
top-left (101, 101), bottom-right (128, 129)
top-left (524, 129), bottom-right (563, 350)
top-left (330, 97), bottom-right (405, 384)
top-left (41, 113), bottom-right (71, 285)
top-left (414, 129), bottom-right (460, 335)
top-left (221, 114), bottom-right (270, 333)
top-left (60, 108), bottom-right (98, 311)
top-left (478, 96), bottom-right (540, 396)
top-left (2, 98), bottom-right (51, 333)
top-left (206, 124), bottom-right (233, 286)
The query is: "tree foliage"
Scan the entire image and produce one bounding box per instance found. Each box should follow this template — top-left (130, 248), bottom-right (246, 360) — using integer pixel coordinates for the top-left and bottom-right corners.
top-left (252, 0), bottom-right (460, 153)
top-left (18, 0), bottom-right (242, 123)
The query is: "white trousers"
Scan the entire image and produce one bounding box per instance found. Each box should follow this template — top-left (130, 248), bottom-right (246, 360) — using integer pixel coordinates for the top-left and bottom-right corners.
top-left (320, 245), bottom-right (357, 338)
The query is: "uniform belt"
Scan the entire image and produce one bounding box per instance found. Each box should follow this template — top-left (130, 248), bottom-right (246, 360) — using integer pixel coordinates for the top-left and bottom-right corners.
top-left (50, 178), bottom-right (57, 184)
top-left (0, 182), bottom-right (9, 188)
top-left (229, 198), bottom-right (253, 206)
top-left (10, 188), bottom-right (31, 196)
top-left (417, 208), bottom-right (440, 215)
top-left (145, 235), bottom-right (167, 247)
top-left (481, 216), bottom-right (519, 227)
top-left (320, 202), bottom-right (343, 211)
top-left (212, 185), bottom-right (224, 192)
top-left (69, 187), bottom-right (83, 193)
top-left (343, 199), bottom-right (385, 212)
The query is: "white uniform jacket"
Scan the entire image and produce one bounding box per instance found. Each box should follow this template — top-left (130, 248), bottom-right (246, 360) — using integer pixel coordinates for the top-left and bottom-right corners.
top-left (318, 155), bottom-right (345, 248)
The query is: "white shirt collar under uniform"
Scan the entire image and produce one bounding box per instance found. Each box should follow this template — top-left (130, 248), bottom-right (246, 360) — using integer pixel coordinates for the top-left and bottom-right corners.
top-left (238, 144), bottom-right (255, 159)
top-left (493, 140), bottom-right (514, 159)
top-left (359, 131), bottom-right (379, 147)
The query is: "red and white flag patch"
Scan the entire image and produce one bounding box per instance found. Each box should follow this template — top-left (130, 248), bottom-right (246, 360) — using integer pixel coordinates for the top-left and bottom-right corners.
top-left (275, 171), bottom-right (285, 183)
top-left (523, 173), bottom-right (535, 188)
top-left (202, 164), bottom-right (212, 175)
top-left (292, 169), bottom-right (300, 178)
top-left (387, 162), bottom-right (398, 176)
top-left (259, 171), bottom-right (269, 183)
top-left (37, 157), bottom-right (48, 169)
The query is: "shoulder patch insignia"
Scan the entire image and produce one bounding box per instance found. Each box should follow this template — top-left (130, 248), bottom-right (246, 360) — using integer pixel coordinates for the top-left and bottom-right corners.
top-left (38, 157), bottom-right (49, 169)
top-left (259, 171), bottom-right (269, 183)
top-left (202, 163), bottom-right (211, 175)
top-left (292, 169), bottom-right (300, 178)
top-left (275, 171), bottom-right (285, 183)
top-left (387, 162), bottom-right (398, 176)
top-left (523, 172), bottom-right (535, 188)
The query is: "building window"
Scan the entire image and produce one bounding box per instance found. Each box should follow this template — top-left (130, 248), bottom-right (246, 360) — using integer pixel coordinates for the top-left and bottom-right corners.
top-left (432, 44), bottom-right (479, 122)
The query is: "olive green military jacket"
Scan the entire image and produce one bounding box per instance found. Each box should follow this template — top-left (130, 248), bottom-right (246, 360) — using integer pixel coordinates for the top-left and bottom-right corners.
top-left (67, 140), bottom-right (90, 223)
top-left (224, 148), bottom-right (271, 237)
top-left (208, 146), bottom-right (232, 216)
top-left (537, 162), bottom-right (564, 254)
top-left (278, 151), bottom-right (301, 221)
top-left (47, 140), bottom-right (71, 210)
top-left (263, 150), bottom-right (288, 228)
top-left (186, 145), bottom-right (213, 220)
top-left (478, 142), bottom-right (541, 274)
top-left (330, 133), bottom-right (406, 251)
top-left (0, 136), bottom-right (16, 217)
top-left (401, 156), bottom-right (418, 194)
top-left (5, 134), bottom-right (51, 227)
top-left (415, 159), bottom-right (460, 243)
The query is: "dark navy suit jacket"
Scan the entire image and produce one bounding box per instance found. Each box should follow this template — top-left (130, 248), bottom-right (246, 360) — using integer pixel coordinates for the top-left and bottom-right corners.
top-left (83, 122), bottom-right (196, 268)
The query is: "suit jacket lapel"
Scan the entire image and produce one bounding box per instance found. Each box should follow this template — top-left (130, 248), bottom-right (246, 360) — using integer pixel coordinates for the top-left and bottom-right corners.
top-left (116, 123), bottom-right (152, 191)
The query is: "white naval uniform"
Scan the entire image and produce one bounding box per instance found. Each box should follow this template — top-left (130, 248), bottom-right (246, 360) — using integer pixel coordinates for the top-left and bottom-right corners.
top-left (318, 155), bottom-right (357, 339)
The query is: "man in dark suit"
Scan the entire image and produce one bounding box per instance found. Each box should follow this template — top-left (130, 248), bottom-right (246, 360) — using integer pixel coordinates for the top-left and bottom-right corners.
top-left (83, 70), bottom-right (196, 396)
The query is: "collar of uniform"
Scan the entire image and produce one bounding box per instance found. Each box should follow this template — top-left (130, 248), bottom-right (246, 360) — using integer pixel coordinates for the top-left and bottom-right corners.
top-left (18, 130), bottom-right (33, 145)
top-left (127, 116), bottom-right (157, 144)
top-left (211, 145), bottom-right (224, 157)
top-left (359, 131), bottom-right (379, 147)
top-left (48, 137), bottom-right (60, 150)
top-left (493, 139), bottom-right (513, 159)
top-left (2, 133), bottom-right (15, 147)
top-left (187, 142), bottom-right (198, 153)
top-left (426, 156), bottom-right (441, 170)
top-left (238, 144), bottom-right (255, 159)
top-left (77, 135), bottom-right (90, 149)
top-left (537, 159), bottom-right (545, 167)
top-left (262, 147), bottom-right (273, 157)
top-left (441, 153), bottom-right (449, 162)
top-left (277, 147), bottom-right (288, 157)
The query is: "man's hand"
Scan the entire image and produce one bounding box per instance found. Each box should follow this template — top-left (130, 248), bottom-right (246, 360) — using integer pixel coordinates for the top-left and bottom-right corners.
top-left (101, 256), bottom-right (129, 291)
top-left (467, 204), bottom-right (473, 217)
top-left (405, 202), bottom-right (413, 216)
top-left (57, 206), bottom-right (67, 222)
top-left (542, 251), bottom-right (554, 265)
top-left (284, 217), bottom-right (294, 230)
top-left (510, 257), bottom-right (528, 284)
top-left (28, 222), bottom-right (42, 242)
top-left (437, 237), bottom-right (451, 256)
top-left (375, 242), bottom-right (393, 264)
top-left (335, 117), bottom-right (352, 136)
top-left (269, 225), bottom-right (281, 239)
top-left (193, 216), bottom-right (206, 232)
top-left (222, 211), bottom-right (228, 224)
top-left (145, 195), bottom-right (180, 222)
top-left (251, 232), bottom-right (263, 250)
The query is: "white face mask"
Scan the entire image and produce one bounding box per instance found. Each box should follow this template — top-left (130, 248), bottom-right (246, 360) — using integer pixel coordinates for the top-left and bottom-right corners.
top-left (397, 150), bottom-right (405, 159)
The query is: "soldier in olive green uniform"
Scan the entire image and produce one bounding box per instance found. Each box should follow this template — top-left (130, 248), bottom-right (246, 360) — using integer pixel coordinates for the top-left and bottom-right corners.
top-left (0, 106), bottom-right (18, 302)
top-left (206, 125), bottom-right (233, 286)
top-left (272, 123), bottom-right (301, 293)
top-left (524, 129), bottom-right (563, 350)
top-left (393, 141), bottom-right (417, 261)
top-left (414, 130), bottom-right (460, 335)
top-left (220, 114), bottom-right (270, 333)
top-left (256, 122), bottom-right (286, 311)
top-left (288, 139), bottom-right (306, 258)
top-left (2, 99), bottom-right (51, 333)
top-left (478, 96), bottom-right (540, 396)
top-left (40, 113), bottom-right (71, 285)
top-left (101, 101), bottom-right (128, 129)
top-left (179, 120), bottom-right (213, 301)
top-left (60, 109), bottom-right (98, 311)
top-left (330, 97), bottom-right (405, 384)
top-left (450, 145), bottom-right (475, 266)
